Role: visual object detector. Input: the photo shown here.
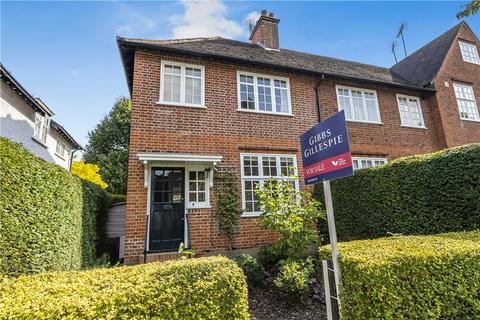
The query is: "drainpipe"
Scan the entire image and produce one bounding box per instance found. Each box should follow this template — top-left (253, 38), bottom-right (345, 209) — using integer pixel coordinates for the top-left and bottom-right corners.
top-left (315, 73), bottom-right (325, 123)
top-left (69, 148), bottom-right (78, 171)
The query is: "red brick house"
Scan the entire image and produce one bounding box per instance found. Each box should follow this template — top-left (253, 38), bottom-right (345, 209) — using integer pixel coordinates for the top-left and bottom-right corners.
top-left (118, 12), bottom-right (479, 264)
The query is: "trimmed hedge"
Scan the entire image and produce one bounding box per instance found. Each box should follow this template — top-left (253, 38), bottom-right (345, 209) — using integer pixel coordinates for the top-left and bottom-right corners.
top-left (0, 138), bottom-right (106, 276)
top-left (315, 144), bottom-right (480, 240)
top-left (0, 256), bottom-right (249, 320)
top-left (320, 231), bottom-right (480, 319)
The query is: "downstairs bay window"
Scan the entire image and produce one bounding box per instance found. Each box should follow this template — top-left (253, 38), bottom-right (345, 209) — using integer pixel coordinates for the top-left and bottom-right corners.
top-left (241, 154), bottom-right (298, 216)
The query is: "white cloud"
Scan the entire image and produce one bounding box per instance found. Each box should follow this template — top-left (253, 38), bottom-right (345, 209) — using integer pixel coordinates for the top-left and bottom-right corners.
top-left (170, 0), bottom-right (246, 39)
top-left (243, 11), bottom-right (261, 31)
top-left (115, 5), bottom-right (157, 37)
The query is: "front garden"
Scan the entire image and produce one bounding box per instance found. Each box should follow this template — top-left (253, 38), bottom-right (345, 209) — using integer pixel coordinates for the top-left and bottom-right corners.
top-left (1, 141), bottom-right (479, 319)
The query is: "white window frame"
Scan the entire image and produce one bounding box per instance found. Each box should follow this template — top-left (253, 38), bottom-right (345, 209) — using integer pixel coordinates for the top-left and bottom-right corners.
top-left (240, 153), bottom-right (299, 217)
top-left (396, 94), bottom-right (426, 129)
top-left (33, 112), bottom-right (49, 144)
top-left (55, 141), bottom-right (67, 159)
top-left (453, 83), bottom-right (480, 122)
top-left (352, 157), bottom-right (387, 171)
top-left (336, 85), bottom-right (382, 124)
top-left (158, 61), bottom-right (206, 108)
top-left (459, 41), bottom-right (480, 65)
top-left (237, 71), bottom-right (293, 116)
top-left (186, 167), bottom-right (211, 209)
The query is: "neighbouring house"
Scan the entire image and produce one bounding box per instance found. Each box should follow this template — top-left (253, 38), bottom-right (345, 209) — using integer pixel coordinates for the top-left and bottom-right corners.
top-left (0, 64), bottom-right (82, 169)
top-left (117, 12), bottom-right (480, 264)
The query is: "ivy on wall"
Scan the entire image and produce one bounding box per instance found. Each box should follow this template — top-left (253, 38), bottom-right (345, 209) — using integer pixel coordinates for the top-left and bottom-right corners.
top-left (215, 170), bottom-right (242, 250)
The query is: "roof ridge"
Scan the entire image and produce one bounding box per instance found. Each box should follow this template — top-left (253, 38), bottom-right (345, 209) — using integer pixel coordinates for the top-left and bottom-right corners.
top-left (390, 22), bottom-right (463, 70)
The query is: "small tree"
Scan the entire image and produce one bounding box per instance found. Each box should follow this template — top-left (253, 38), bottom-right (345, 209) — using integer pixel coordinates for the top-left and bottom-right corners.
top-left (83, 98), bottom-right (131, 195)
top-left (72, 161), bottom-right (108, 189)
top-left (256, 176), bottom-right (325, 258)
top-left (215, 171), bottom-right (242, 251)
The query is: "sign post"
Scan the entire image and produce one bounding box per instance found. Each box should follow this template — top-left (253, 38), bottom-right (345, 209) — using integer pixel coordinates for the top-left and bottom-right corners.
top-left (300, 110), bottom-right (353, 313)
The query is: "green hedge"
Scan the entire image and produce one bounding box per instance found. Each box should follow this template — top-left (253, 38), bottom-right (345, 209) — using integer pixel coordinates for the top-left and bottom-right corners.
top-left (320, 231), bottom-right (480, 319)
top-left (0, 138), bottom-right (106, 276)
top-left (315, 144), bottom-right (480, 240)
top-left (0, 256), bottom-right (249, 320)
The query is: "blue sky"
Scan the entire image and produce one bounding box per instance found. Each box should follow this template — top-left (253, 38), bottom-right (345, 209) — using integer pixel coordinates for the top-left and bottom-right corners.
top-left (2, 1), bottom-right (479, 147)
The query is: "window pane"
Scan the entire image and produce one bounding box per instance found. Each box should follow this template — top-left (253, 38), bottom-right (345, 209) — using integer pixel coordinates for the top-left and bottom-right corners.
top-left (189, 192), bottom-right (197, 202)
top-left (257, 77), bottom-right (272, 111)
top-left (262, 156), bottom-right (277, 176)
top-left (189, 182), bottom-right (196, 191)
top-left (198, 192), bottom-right (205, 202)
top-left (189, 171), bottom-right (196, 180)
top-left (239, 75), bottom-right (255, 110)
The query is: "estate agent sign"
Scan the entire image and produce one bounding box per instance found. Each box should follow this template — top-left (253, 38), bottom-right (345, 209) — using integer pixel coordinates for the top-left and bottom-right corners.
top-left (300, 110), bottom-right (353, 320)
top-left (300, 110), bottom-right (353, 184)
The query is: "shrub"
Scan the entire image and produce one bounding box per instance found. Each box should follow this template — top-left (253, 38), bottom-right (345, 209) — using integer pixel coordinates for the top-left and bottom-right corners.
top-left (233, 254), bottom-right (264, 286)
top-left (315, 144), bottom-right (480, 240)
top-left (256, 177), bottom-right (325, 258)
top-left (319, 231), bottom-right (480, 319)
top-left (0, 138), bottom-right (107, 276)
top-left (72, 160), bottom-right (108, 189)
top-left (0, 256), bottom-right (249, 320)
top-left (257, 244), bottom-right (288, 269)
top-left (273, 257), bottom-right (315, 302)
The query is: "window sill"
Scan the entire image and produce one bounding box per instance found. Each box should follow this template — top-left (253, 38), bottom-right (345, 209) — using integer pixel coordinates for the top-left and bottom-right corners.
top-left (156, 101), bottom-right (206, 109)
top-left (187, 205), bottom-right (211, 210)
top-left (237, 108), bottom-right (294, 117)
top-left (401, 125), bottom-right (427, 130)
top-left (346, 120), bottom-right (383, 125)
top-left (460, 118), bottom-right (480, 123)
top-left (55, 153), bottom-right (66, 160)
top-left (31, 137), bottom-right (48, 148)
top-left (241, 212), bottom-right (262, 218)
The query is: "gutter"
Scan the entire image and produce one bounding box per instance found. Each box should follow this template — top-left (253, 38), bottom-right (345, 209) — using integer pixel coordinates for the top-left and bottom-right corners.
top-left (117, 38), bottom-right (437, 95)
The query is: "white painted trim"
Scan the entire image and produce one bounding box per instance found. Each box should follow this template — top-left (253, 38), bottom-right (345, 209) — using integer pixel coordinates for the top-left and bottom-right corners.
top-left (159, 60), bottom-right (206, 108)
top-left (138, 152), bottom-right (222, 164)
top-left (236, 70), bottom-right (293, 116)
top-left (240, 153), bottom-right (299, 217)
top-left (185, 167), bottom-right (211, 209)
top-left (458, 41), bottom-right (480, 65)
top-left (351, 157), bottom-right (388, 171)
top-left (453, 82), bottom-right (480, 122)
top-left (335, 85), bottom-right (382, 124)
top-left (396, 94), bottom-right (426, 128)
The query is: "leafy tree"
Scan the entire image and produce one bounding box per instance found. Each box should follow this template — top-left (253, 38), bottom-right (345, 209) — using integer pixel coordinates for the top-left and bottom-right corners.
top-left (256, 175), bottom-right (325, 258)
top-left (457, 1), bottom-right (479, 18)
top-left (83, 98), bottom-right (131, 195)
top-left (71, 161), bottom-right (108, 189)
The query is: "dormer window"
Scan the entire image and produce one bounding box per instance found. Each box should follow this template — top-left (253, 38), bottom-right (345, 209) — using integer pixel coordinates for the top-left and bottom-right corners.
top-left (459, 41), bottom-right (480, 65)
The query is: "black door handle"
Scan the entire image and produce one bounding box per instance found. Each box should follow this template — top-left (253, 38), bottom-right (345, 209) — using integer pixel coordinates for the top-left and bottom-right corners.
top-left (163, 204), bottom-right (173, 211)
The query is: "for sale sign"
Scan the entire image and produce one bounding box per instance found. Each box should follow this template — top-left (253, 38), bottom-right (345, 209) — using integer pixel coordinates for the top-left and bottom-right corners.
top-left (300, 110), bottom-right (353, 185)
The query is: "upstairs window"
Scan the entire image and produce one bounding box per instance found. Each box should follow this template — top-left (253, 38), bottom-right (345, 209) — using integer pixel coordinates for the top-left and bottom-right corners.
top-left (459, 41), bottom-right (480, 65)
top-left (336, 86), bottom-right (381, 123)
top-left (352, 157), bottom-right (387, 171)
top-left (56, 141), bottom-right (67, 158)
top-left (159, 61), bottom-right (205, 107)
top-left (453, 83), bottom-right (480, 121)
top-left (241, 154), bottom-right (298, 216)
top-left (396, 94), bottom-right (425, 128)
top-left (237, 72), bottom-right (291, 115)
top-left (33, 112), bottom-right (49, 144)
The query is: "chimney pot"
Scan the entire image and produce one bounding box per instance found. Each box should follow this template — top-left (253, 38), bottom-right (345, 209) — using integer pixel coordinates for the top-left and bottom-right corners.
top-left (249, 10), bottom-right (280, 50)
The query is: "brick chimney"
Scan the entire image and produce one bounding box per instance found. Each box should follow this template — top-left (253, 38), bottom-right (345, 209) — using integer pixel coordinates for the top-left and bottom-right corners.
top-left (249, 10), bottom-right (280, 50)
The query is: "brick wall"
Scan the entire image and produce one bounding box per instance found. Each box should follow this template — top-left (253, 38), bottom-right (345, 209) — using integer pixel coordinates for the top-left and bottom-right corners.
top-left (125, 44), bottom-right (473, 263)
top-left (433, 24), bottom-right (480, 147)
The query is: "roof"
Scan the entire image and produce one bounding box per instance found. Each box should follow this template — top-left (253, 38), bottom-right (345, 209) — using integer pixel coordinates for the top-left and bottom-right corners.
top-left (50, 120), bottom-right (83, 150)
top-left (0, 63), bottom-right (82, 150)
top-left (0, 63), bottom-right (54, 117)
top-left (390, 22), bottom-right (468, 87)
top-left (117, 37), bottom-right (432, 95)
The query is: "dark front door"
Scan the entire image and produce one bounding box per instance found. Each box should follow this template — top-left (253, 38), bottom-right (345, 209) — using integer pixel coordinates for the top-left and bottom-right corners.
top-left (149, 168), bottom-right (185, 252)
